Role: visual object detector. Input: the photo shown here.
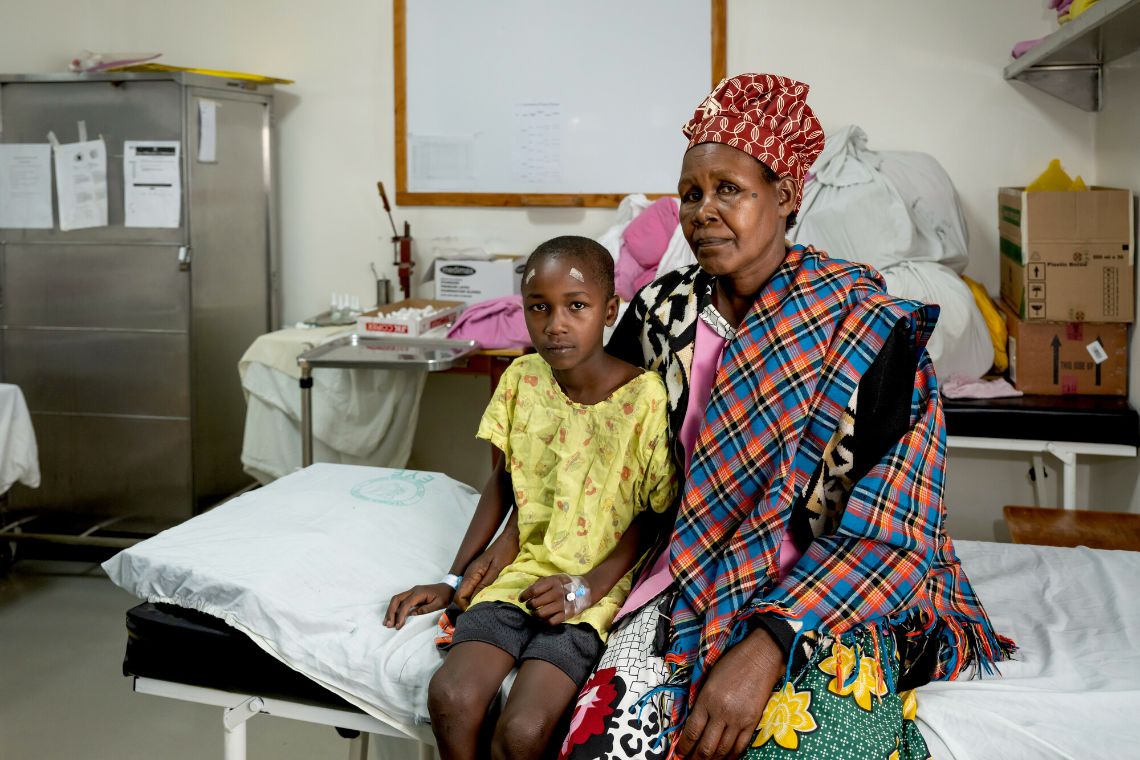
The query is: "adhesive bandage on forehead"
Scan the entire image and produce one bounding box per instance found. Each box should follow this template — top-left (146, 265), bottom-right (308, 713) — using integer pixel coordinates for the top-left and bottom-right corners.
top-left (526, 268), bottom-right (537, 284)
top-left (568, 267), bottom-right (585, 283)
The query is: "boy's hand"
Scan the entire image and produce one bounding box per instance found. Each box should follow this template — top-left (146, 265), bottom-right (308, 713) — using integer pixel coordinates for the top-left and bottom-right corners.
top-left (383, 583), bottom-right (454, 629)
top-left (455, 527), bottom-right (518, 609)
top-left (520, 574), bottom-right (592, 625)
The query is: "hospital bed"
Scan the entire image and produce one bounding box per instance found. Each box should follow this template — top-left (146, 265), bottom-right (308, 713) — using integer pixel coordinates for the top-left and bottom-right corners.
top-left (104, 463), bottom-right (1140, 760)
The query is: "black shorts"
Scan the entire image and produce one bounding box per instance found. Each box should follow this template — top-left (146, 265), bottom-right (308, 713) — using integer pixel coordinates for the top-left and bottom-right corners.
top-left (446, 601), bottom-right (603, 687)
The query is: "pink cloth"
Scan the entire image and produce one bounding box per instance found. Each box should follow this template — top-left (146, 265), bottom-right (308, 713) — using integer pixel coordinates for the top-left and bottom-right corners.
top-left (616, 318), bottom-right (801, 620)
top-left (614, 198), bottom-right (679, 300)
top-left (1011, 37), bottom-right (1045, 59)
top-left (941, 374), bottom-right (1023, 399)
top-left (445, 295), bottom-right (531, 349)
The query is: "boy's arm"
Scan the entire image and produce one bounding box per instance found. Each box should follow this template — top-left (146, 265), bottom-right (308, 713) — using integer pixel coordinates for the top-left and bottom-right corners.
top-left (582, 508), bottom-right (663, 599)
top-left (447, 455), bottom-right (514, 576)
top-left (454, 512), bottom-right (519, 609)
top-left (384, 454), bottom-right (515, 628)
top-left (520, 508), bottom-right (663, 625)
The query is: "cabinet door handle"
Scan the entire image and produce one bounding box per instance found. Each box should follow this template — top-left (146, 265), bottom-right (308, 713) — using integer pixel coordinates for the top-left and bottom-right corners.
top-left (178, 246), bottom-right (192, 271)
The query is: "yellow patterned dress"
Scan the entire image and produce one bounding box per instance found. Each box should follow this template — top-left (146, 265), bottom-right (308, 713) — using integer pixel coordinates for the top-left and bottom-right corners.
top-left (470, 354), bottom-right (677, 640)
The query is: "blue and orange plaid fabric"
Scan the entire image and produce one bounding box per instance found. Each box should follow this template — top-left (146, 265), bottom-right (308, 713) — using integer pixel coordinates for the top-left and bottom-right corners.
top-left (666, 246), bottom-right (1013, 727)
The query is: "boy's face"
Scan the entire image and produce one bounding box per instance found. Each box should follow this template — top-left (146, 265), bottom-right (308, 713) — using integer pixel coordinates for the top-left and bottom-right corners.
top-left (522, 254), bottom-right (618, 372)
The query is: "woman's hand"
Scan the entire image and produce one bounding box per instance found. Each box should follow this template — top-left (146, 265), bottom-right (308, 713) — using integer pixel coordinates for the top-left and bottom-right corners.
top-left (383, 583), bottom-right (454, 630)
top-left (454, 524), bottom-right (519, 609)
top-left (676, 627), bottom-right (785, 760)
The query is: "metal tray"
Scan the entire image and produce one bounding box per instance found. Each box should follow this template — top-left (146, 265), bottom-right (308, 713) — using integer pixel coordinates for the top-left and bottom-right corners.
top-left (297, 334), bottom-right (479, 372)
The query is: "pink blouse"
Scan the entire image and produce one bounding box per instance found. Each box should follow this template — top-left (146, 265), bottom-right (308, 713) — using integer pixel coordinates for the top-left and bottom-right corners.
top-left (615, 317), bottom-right (802, 620)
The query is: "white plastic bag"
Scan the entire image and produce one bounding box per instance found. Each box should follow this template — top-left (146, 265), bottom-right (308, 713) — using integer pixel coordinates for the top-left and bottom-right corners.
top-left (878, 151), bottom-right (970, 274)
top-left (881, 261), bottom-right (994, 380)
top-left (792, 125), bottom-right (970, 272)
top-left (792, 125), bottom-right (990, 377)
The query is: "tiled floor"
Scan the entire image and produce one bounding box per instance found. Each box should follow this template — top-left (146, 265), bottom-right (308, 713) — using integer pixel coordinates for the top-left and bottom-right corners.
top-left (0, 560), bottom-right (430, 760)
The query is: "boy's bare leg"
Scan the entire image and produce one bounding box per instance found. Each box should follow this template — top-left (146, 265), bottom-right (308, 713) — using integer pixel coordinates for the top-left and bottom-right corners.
top-left (491, 659), bottom-right (580, 760)
top-left (429, 641), bottom-right (516, 760)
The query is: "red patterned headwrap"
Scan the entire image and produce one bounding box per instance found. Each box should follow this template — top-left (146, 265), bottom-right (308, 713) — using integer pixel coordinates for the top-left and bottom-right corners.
top-left (682, 73), bottom-right (825, 211)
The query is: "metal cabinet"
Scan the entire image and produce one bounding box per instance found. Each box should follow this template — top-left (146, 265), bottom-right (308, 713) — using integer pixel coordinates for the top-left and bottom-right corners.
top-left (0, 72), bottom-right (278, 521)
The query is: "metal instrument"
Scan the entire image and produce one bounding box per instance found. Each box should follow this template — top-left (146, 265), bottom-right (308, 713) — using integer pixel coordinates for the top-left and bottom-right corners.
top-left (377, 181), bottom-right (414, 300)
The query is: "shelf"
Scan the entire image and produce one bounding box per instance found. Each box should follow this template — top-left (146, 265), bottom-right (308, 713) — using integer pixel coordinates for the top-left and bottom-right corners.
top-left (1004, 0), bottom-right (1140, 111)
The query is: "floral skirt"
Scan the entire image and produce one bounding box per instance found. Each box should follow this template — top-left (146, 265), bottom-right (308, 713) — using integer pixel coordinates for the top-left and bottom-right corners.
top-left (558, 592), bottom-right (930, 760)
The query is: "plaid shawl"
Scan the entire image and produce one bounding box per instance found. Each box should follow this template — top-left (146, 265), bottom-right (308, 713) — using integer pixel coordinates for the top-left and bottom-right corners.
top-left (666, 246), bottom-right (1014, 724)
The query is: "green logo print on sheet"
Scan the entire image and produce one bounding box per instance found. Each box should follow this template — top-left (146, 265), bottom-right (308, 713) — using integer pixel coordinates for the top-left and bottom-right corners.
top-left (350, 470), bottom-right (434, 506)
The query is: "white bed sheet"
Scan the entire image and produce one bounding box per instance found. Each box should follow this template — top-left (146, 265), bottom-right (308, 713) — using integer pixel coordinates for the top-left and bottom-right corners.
top-left (0, 383), bottom-right (39, 493)
top-left (104, 464), bottom-right (478, 742)
top-left (103, 465), bottom-right (1140, 756)
top-left (239, 329), bottom-right (427, 483)
top-left (916, 540), bottom-right (1140, 760)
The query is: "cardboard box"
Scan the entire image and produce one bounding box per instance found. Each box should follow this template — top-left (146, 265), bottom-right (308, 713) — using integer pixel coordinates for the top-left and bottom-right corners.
top-left (432, 255), bottom-right (528, 305)
top-left (1003, 301), bottom-right (1128, 396)
top-left (356, 298), bottom-right (464, 337)
top-left (998, 186), bottom-right (1134, 323)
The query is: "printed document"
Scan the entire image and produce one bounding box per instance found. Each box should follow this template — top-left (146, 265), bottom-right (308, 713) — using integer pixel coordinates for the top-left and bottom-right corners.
top-left (124, 140), bottom-right (181, 228)
top-left (0, 144), bottom-right (53, 229)
top-left (54, 138), bottom-right (108, 231)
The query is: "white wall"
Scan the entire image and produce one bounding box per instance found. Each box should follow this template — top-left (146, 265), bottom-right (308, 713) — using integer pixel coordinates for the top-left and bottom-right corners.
top-left (0, 0), bottom-right (1125, 536)
top-left (1091, 48), bottom-right (1140, 514)
top-left (727, 1), bottom-right (1095, 292)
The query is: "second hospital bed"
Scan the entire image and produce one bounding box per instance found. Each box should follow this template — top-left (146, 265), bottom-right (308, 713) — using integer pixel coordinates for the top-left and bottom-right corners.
top-left (103, 463), bottom-right (1140, 760)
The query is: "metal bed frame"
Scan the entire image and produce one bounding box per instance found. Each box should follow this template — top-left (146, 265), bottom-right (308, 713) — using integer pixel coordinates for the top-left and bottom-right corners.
top-left (133, 676), bottom-right (435, 760)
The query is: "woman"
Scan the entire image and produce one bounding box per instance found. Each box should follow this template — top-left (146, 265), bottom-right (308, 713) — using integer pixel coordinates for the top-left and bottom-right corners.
top-left (459, 74), bottom-right (1014, 760)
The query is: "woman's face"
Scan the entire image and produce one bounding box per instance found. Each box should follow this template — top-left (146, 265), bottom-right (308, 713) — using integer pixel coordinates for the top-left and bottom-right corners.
top-left (677, 143), bottom-right (797, 283)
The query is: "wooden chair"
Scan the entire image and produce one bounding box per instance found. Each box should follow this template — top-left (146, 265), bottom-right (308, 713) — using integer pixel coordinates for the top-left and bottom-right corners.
top-left (1003, 505), bottom-right (1140, 551)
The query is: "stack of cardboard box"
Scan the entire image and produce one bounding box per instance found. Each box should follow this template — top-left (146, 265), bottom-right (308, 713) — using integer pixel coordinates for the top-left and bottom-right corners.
top-left (998, 186), bottom-right (1134, 395)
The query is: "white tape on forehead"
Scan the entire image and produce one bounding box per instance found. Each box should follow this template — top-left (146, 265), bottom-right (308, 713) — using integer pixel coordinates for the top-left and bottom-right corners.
top-left (526, 268), bottom-right (537, 283)
top-left (569, 267), bottom-right (585, 283)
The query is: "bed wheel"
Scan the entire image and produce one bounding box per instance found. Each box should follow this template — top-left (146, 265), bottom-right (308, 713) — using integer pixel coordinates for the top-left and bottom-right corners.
top-left (335, 727), bottom-right (361, 739)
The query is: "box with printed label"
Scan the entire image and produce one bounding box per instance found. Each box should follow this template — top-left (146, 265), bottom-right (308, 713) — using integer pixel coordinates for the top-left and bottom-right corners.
top-left (1002, 301), bottom-right (1128, 396)
top-left (433, 256), bottom-right (528, 305)
top-left (998, 186), bottom-right (1134, 323)
top-left (356, 299), bottom-right (464, 337)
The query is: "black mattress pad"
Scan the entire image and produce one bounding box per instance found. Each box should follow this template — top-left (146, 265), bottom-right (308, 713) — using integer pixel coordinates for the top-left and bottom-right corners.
top-left (942, 394), bottom-right (1138, 447)
top-left (124, 602), bottom-right (356, 711)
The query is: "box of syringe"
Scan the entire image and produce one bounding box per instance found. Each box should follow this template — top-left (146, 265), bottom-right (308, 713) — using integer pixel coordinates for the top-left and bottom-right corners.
top-left (357, 299), bottom-right (465, 337)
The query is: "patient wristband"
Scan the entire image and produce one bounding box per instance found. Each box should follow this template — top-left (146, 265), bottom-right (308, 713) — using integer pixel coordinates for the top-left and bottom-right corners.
top-left (440, 573), bottom-right (462, 590)
top-left (555, 574), bottom-right (592, 617)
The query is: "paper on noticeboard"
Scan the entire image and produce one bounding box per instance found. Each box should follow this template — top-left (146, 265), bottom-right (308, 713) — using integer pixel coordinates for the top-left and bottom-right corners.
top-left (511, 102), bottom-right (562, 184)
top-left (124, 140), bottom-right (181, 228)
top-left (198, 100), bottom-right (217, 162)
top-left (410, 135), bottom-right (475, 188)
top-left (0, 144), bottom-right (53, 228)
top-left (54, 138), bottom-right (108, 231)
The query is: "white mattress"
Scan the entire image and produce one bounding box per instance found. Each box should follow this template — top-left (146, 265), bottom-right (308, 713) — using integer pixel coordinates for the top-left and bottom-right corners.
top-left (103, 464), bottom-right (1140, 755)
top-left (916, 540), bottom-right (1140, 759)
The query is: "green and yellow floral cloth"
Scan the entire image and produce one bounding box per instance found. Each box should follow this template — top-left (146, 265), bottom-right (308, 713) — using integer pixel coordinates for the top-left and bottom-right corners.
top-left (748, 628), bottom-right (929, 758)
top-left (472, 354), bottom-right (677, 639)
